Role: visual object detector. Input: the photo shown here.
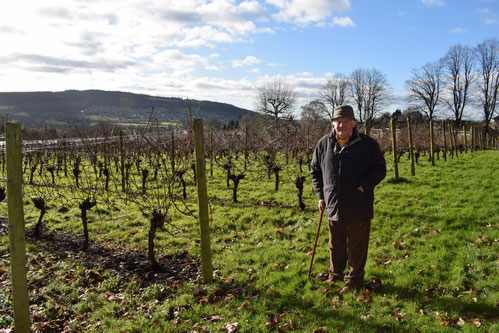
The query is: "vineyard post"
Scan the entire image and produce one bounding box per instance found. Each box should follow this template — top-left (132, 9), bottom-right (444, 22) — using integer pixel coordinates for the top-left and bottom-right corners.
top-left (430, 120), bottom-right (435, 166)
top-left (471, 126), bottom-right (475, 152)
top-left (452, 123), bottom-right (458, 157)
top-left (120, 131), bottom-right (125, 192)
top-left (407, 117), bottom-right (415, 176)
top-left (463, 126), bottom-right (468, 154)
top-left (442, 120), bottom-right (447, 162)
top-left (5, 122), bottom-right (31, 332)
top-left (390, 117), bottom-right (399, 180)
top-left (448, 122), bottom-right (455, 158)
top-left (209, 129), bottom-right (213, 177)
top-left (63, 135), bottom-right (68, 177)
top-left (244, 127), bottom-right (248, 172)
top-left (170, 131), bottom-right (175, 174)
top-left (193, 118), bottom-right (213, 283)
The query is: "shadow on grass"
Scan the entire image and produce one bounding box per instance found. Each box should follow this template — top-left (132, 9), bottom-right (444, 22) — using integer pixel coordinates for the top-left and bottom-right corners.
top-left (385, 177), bottom-right (411, 184)
top-left (22, 223), bottom-right (200, 286)
top-left (379, 282), bottom-right (499, 320)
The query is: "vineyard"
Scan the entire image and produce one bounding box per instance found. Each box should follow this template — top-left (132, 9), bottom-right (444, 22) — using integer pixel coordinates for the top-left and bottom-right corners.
top-left (0, 119), bottom-right (498, 332)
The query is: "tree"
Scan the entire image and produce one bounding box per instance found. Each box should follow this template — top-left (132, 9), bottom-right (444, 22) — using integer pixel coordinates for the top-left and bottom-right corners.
top-left (350, 68), bottom-right (367, 123)
top-left (350, 68), bottom-right (389, 135)
top-left (364, 69), bottom-right (389, 134)
top-left (474, 38), bottom-right (499, 135)
top-left (256, 77), bottom-right (297, 127)
top-left (442, 43), bottom-right (477, 127)
top-left (405, 61), bottom-right (444, 121)
top-left (406, 61), bottom-right (443, 166)
top-left (300, 99), bottom-right (328, 130)
top-left (320, 74), bottom-right (350, 121)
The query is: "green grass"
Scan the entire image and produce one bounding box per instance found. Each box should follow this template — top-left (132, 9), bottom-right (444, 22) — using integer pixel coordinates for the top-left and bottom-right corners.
top-left (0, 150), bottom-right (498, 332)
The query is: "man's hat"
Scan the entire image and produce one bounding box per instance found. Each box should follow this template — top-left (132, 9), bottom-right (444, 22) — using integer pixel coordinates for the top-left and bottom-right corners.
top-left (333, 105), bottom-right (356, 120)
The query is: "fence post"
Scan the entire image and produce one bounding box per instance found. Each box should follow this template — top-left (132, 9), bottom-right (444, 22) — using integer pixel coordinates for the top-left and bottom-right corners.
top-left (463, 126), bottom-right (468, 154)
top-left (5, 122), bottom-right (31, 332)
top-left (193, 118), bottom-right (213, 283)
top-left (430, 120), bottom-right (435, 166)
top-left (120, 131), bottom-right (126, 193)
top-left (442, 120), bottom-right (447, 162)
top-left (407, 117), bottom-right (415, 176)
top-left (390, 118), bottom-right (399, 180)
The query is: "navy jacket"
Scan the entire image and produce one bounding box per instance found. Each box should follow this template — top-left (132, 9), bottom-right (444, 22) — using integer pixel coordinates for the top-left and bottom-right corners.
top-left (310, 127), bottom-right (386, 222)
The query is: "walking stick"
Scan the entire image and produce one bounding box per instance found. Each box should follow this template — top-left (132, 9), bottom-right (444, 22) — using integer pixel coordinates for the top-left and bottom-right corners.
top-left (308, 208), bottom-right (324, 279)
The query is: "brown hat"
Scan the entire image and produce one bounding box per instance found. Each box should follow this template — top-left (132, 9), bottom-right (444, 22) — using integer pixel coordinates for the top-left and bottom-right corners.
top-left (333, 105), bottom-right (356, 120)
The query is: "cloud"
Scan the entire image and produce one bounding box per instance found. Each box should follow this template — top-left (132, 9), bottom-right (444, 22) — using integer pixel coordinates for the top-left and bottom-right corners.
top-left (268, 0), bottom-right (351, 24)
top-left (450, 27), bottom-right (467, 34)
top-left (152, 49), bottom-right (207, 73)
top-left (1, 53), bottom-right (134, 72)
top-left (331, 16), bottom-right (355, 27)
top-left (232, 56), bottom-right (261, 67)
top-left (421, 0), bottom-right (445, 6)
top-left (476, 8), bottom-right (497, 25)
top-left (0, 25), bottom-right (24, 34)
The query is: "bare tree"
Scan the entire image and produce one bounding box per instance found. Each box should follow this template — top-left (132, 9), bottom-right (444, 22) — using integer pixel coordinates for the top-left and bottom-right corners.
top-left (350, 68), bottom-right (367, 123)
top-left (406, 61), bottom-right (444, 166)
top-left (474, 38), bottom-right (499, 134)
top-left (255, 77), bottom-right (297, 127)
top-left (442, 43), bottom-right (477, 127)
top-left (350, 68), bottom-right (389, 134)
top-left (320, 73), bottom-right (350, 121)
top-left (364, 69), bottom-right (389, 135)
top-left (300, 99), bottom-right (328, 129)
top-left (405, 61), bottom-right (444, 121)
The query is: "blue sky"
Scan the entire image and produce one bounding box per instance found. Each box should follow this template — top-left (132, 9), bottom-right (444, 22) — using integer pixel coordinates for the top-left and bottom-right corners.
top-left (0, 0), bottom-right (497, 119)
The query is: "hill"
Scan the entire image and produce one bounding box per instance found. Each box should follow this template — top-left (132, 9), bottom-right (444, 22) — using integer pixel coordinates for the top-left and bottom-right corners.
top-left (0, 90), bottom-right (256, 128)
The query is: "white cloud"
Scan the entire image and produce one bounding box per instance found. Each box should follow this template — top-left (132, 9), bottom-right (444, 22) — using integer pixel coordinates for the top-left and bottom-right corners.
top-left (450, 27), bottom-right (467, 34)
top-left (232, 56), bottom-right (262, 67)
top-left (485, 18), bottom-right (497, 24)
top-left (205, 65), bottom-right (221, 71)
top-left (422, 0), bottom-right (445, 6)
top-left (268, 0), bottom-right (351, 24)
top-left (331, 16), bottom-right (355, 27)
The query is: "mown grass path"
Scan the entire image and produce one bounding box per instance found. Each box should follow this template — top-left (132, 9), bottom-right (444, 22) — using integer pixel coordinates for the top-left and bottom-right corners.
top-left (1, 150), bottom-right (498, 332)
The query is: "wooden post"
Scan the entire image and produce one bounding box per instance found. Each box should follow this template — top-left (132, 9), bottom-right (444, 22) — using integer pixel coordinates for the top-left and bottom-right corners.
top-left (5, 122), bottom-right (31, 332)
top-left (471, 126), bottom-right (475, 152)
top-left (209, 129), bottom-right (213, 177)
top-left (442, 120), bottom-right (447, 162)
top-left (430, 120), bottom-right (435, 166)
top-left (170, 131), bottom-right (175, 175)
top-left (390, 118), bottom-right (399, 180)
top-left (462, 126), bottom-right (467, 154)
top-left (193, 119), bottom-right (213, 283)
top-left (407, 117), bottom-right (415, 176)
top-left (120, 131), bottom-right (126, 192)
top-left (244, 127), bottom-right (248, 172)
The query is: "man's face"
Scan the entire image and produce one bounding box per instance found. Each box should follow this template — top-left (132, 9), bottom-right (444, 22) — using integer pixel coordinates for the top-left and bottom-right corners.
top-left (333, 117), bottom-right (356, 140)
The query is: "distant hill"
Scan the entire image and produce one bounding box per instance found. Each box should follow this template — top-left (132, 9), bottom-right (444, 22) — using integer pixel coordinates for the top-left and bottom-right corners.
top-left (0, 90), bottom-right (256, 128)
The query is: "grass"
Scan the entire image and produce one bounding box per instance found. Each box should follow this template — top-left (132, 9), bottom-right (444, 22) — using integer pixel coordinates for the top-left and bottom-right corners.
top-left (0, 150), bottom-right (498, 332)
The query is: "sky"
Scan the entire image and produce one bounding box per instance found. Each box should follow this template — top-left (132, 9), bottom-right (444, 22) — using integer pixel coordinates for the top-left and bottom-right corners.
top-left (0, 0), bottom-right (497, 119)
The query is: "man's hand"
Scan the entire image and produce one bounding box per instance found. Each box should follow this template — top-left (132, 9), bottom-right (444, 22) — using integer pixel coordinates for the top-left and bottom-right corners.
top-left (318, 200), bottom-right (325, 212)
top-left (357, 186), bottom-right (364, 192)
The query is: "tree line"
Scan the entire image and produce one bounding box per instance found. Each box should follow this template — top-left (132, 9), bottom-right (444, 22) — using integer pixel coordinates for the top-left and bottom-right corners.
top-left (255, 38), bottom-right (498, 137)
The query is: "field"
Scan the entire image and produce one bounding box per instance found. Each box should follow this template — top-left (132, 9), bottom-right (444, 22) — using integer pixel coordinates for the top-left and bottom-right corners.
top-left (0, 145), bottom-right (498, 332)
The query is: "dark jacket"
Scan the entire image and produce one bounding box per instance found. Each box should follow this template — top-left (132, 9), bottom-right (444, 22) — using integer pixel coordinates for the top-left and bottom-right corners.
top-left (310, 127), bottom-right (386, 222)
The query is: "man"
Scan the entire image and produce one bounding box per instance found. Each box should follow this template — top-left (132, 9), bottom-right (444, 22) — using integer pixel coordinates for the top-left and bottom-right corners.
top-left (310, 105), bottom-right (386, 292)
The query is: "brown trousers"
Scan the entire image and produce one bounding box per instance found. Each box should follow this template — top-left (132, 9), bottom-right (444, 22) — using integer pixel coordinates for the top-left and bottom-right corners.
top-left (328, 220), bottom-right (371, 287)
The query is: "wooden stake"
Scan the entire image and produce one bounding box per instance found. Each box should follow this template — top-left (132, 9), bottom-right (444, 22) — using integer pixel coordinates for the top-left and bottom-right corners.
top-left (193, 119), bottom-right (213, 283)
top-left (5, 122), bottom-right (31, 332)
